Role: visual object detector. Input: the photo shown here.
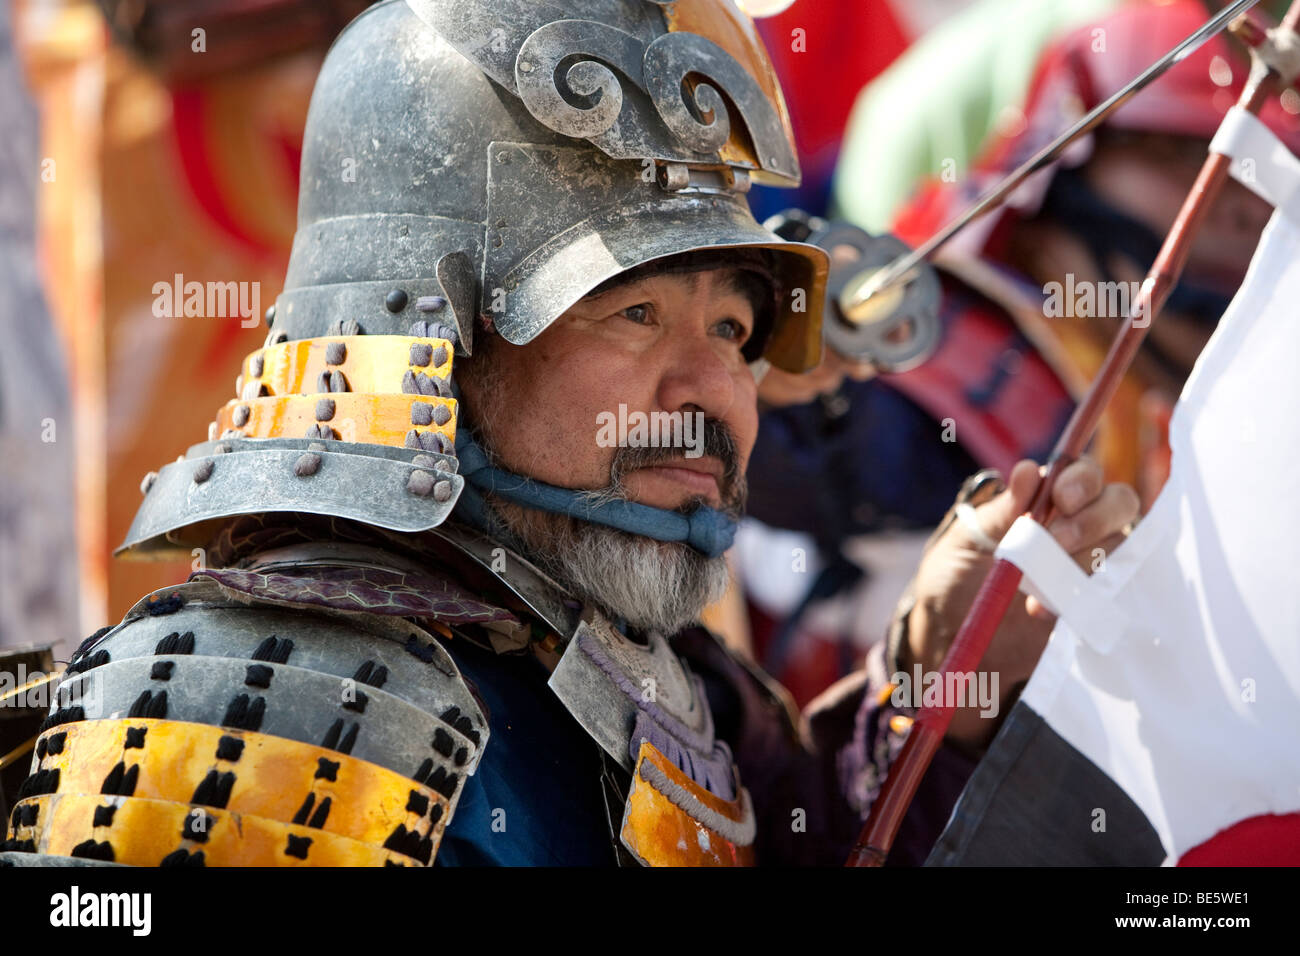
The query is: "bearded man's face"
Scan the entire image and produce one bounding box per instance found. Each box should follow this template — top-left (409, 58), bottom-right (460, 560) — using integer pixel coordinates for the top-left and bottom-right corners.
top-left (455, 265), bottom-right (764, 635)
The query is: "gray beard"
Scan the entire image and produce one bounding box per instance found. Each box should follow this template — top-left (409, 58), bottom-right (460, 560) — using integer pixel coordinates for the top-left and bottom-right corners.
top-left (480, 499), bottom-right (731, 637)
top-left (454, 339), bottom-right (743, 636)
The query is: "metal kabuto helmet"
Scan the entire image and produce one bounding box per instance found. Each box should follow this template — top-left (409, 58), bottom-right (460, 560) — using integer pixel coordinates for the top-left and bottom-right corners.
top-left (120, 0), bottom-right (828, 559)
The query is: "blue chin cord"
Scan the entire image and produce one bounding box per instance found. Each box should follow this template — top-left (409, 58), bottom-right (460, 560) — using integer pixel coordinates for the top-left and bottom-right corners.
top-left (451, 427), bottom-right (737, 559)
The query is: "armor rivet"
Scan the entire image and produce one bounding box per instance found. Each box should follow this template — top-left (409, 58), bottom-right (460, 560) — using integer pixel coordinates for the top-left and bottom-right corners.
top-left (264, 305), bottom-right (276, 328)
top-left (251, 353), bottom-right (264, 377)
top-left (233, 405), bottom-right (251, 427)
top-left (408, 469), bottom-right (435, 496)
top-left (433, 404), bottom-right (452, 426)
top-left (411, 402), bottom-right (434, 426)
top-left (496, 218), bottom-right (507, 228)
top-left (497, 151), bottom-right (509, 163)
top-left (386, 289), bottom-right (409, 313)
top-left (519, 60), bottom-right (533, 73)
top-left (492, 236), bottom-right (503, 248)
top-left (433, 480), bottom-right (453, 503)
top-left (193, 460), bottom-right (214, 484)
top-left (417, 296), bottom-right (446, 313)
top-left (410, 343), bottom-right (433, 367)
top-left (316, 398), bottom-right (336, 421)
top-left (140, 471), bottom-right (158, 495)
top-left (431, 345), bottom-right (448, 367)
top-left (294, 453), bottom-right (322, 477)
top-left (325, 341), bottom-right (347, 365)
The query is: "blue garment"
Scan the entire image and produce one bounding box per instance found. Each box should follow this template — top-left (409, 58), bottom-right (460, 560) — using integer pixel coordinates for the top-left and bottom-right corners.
top-left (435, 635), bottom-right (617, 866)
top-left (747, 380), bottom-right (979, 553)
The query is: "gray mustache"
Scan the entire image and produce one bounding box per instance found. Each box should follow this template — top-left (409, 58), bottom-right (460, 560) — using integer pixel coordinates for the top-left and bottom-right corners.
top-left (606, 418), bottom-right (746, 516)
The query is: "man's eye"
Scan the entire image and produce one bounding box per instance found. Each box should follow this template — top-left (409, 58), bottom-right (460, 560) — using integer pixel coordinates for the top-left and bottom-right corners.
top-left (716, 318), bottom-right (749, 343)
top-left (619, 304), bottom-right (651, 324)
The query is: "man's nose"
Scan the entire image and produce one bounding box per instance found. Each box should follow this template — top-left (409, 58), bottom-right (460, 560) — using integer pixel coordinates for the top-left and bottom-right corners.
top-left (656, 332), bottom-right (738, 422)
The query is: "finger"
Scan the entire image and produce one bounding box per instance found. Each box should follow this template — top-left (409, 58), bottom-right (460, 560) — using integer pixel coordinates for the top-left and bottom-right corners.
top-left (1047, 483), bottom-right (1141, 553)
top-left (974, 460), bottom-right (1042, 543)
top-left (1025, 593), bottom-right (1058, 621)
top-left (1051, 457), bottom-right (1105, 516)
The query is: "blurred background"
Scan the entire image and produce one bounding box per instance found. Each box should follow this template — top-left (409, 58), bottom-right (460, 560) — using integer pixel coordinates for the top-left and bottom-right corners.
top-left (2, 0), bottom-right (1295, 698)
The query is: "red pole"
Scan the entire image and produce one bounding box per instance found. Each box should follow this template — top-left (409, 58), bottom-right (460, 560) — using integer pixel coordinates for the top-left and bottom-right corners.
top-left (846, 6), bottom-right (1299, 867)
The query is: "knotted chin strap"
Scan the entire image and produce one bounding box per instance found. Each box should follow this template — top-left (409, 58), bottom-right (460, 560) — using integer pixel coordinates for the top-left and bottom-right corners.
top-left (452, 429), bottom-right (737, 558)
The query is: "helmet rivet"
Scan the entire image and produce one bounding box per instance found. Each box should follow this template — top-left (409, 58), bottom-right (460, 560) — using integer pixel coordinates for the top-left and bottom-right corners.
top-left (315, 398), bottom-right (336, 422)
top-left (193, 460), bottom-right (215, 484)
top-left (264, 305), bottom-right (276, 327)
top-left (410, 343), bottom-right (433, 367)
top-left (433, 480), bottom-right (453, 503)
top-left (519, 60), bottom-right (533, 73)
top-left (294, 453), bottom-right (322, 477)
top-left (251, 353), bottom-right (264, 377)
top-left (232, 405), bottom-right (251, 427)
top-left (416, 296), bottom-right (446, 313)
top-left (385, 289), bottom-right (409, 313)
top-left (140, 471), bottom-right (158, 495)
top-left (411, 402), bottom-right (434, 426)
top-left (408, 469), bottom-right (435, 496)
top-left (433, 404), bottom-right (452, 426)
top-left (325, 341), bottom-right (347, 365)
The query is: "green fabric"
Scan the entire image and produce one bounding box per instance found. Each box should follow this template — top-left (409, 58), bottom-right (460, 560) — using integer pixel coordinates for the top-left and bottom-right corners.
top-left (832, 0), bottom-right (1125, 233)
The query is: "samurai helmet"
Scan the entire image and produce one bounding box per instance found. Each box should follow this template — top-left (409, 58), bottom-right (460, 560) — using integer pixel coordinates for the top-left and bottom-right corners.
top-left (121, 0), bottom-right (827, 559)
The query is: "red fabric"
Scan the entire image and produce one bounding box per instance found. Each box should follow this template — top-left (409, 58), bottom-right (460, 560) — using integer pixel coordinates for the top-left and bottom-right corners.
top-left (885, 295), bottom-right (1073, 477)
top-left (1178, 813), bottom-right (1300, 865)
top-left (757, 0), bottom-right (909, 175)
top-left (747, 601), bottom-right (862, 709)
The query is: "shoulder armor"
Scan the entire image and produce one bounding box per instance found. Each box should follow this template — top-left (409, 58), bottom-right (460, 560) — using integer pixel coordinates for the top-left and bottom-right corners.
top-left (549, 609), bottom-right (757, 866)
top-left (3, 578), bottom-right (487, 867)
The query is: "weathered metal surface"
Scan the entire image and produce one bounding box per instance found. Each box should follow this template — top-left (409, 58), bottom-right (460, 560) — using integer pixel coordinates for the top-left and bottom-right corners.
top-left (483, 141), bottom-right (826, 369)
top-left (76, 582), bottom-right (488, 760)
top-left (548, 610), bottom-right (713, 772)
top-left (120, 438), bottom-right (461, 556)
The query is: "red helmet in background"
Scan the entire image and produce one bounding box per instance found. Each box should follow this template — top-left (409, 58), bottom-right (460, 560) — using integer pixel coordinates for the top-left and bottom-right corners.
top-left (897, 0), bottom-right (1300, 250)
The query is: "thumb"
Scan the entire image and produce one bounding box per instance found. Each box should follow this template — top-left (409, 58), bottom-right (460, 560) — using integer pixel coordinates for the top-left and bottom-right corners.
top-left (973, 460), bottom-right (1042, 544)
